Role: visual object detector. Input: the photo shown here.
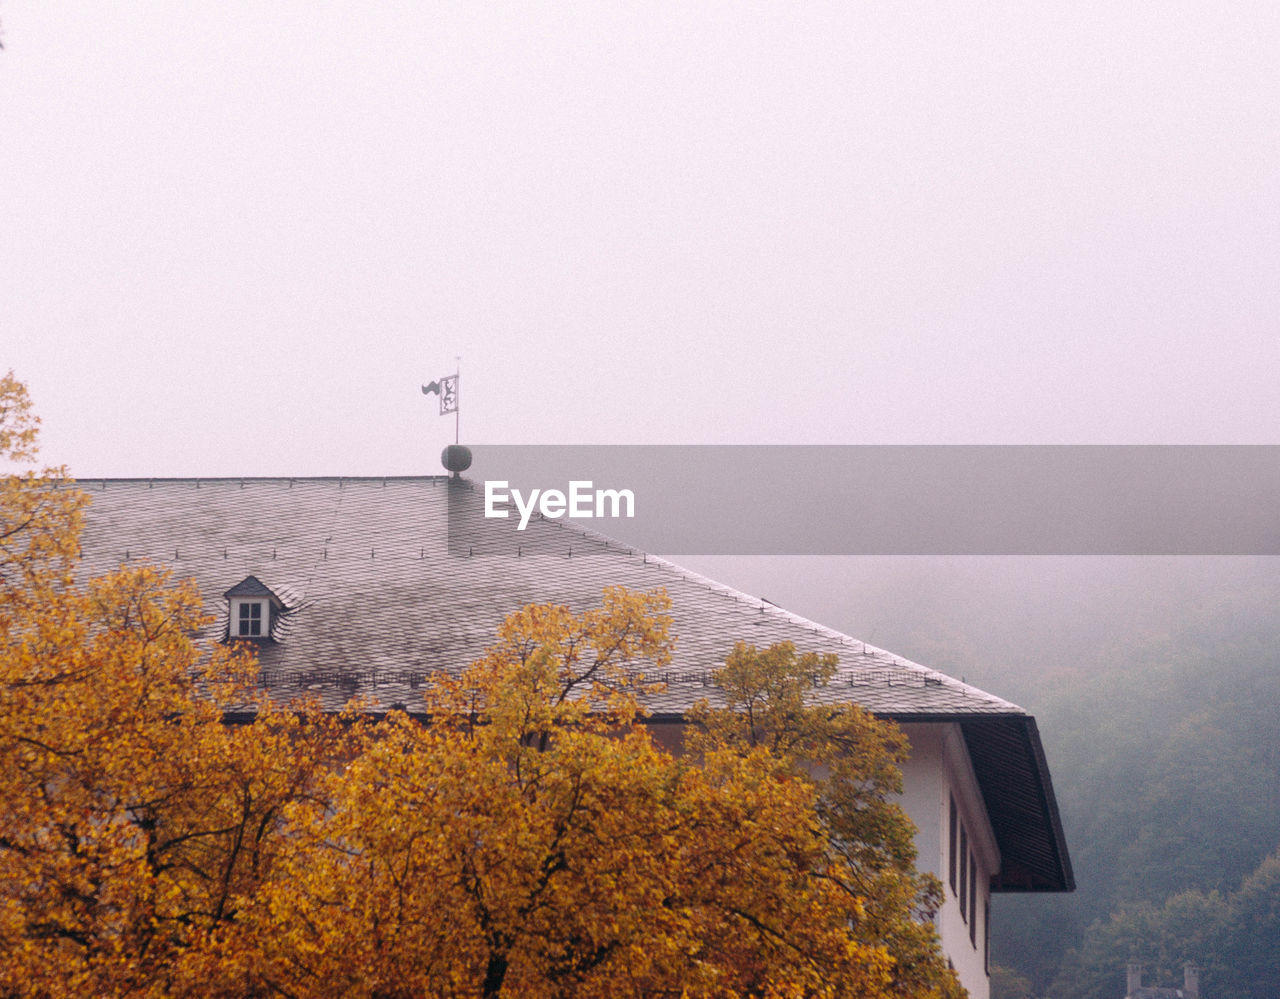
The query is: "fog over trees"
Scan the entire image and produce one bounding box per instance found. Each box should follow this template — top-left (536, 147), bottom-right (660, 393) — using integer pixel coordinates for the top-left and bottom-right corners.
top-left (692, 555), bottom-right (1280, 998)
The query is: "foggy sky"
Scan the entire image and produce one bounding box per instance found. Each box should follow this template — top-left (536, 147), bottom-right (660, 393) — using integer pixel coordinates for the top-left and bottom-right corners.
top-left (8, 14), bottom-right (1280, 913)
top-left (4, 3), bottom-right (1279, 479)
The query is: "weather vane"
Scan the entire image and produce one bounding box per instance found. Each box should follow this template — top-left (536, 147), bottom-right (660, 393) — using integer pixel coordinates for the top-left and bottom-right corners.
top-left (422, 356), bottom-right (461, 444)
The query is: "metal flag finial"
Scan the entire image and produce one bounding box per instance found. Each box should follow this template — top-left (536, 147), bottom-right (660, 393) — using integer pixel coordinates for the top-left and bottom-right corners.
top-left (421, 358), bottom-right (461, 443)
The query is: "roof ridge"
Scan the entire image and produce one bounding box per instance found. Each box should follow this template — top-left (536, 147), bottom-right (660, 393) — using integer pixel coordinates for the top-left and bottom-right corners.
top-left (78, 475), bottom-right (453, 485)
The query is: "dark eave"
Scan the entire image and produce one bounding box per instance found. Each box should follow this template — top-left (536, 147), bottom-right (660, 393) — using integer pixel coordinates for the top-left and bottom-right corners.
top-left (879, 711), bottom-right (1074, 893)
top-left (962, 714), bottom-right (1074, 892)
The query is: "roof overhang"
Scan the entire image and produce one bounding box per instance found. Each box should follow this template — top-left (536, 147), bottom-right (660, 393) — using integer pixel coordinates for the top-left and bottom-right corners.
top-left (882, 711), bottom-right (1074, 892)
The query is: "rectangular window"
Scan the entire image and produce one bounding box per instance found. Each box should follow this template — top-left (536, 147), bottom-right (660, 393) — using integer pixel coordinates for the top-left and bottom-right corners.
top-left (238, 601), bottom-right (262, 637)
top-left (969, 854), bottom-right (977, 946)
top-left (984, 901), bottom-right (991, 974)
top-left (948, 797), bottom-right (957, 894)
top-left (959, 826), bottom-right (968, 922)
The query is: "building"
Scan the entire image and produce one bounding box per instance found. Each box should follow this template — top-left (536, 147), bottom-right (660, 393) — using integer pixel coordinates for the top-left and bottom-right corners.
top-left (1125, 962), bottom-right (1201, 999)
top-left (77, 473), bottom-right (1073, 999)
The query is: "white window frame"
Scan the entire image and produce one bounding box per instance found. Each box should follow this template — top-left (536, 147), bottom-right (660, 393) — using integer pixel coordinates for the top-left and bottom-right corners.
top-left (230, 597), bottom-right (269, 638)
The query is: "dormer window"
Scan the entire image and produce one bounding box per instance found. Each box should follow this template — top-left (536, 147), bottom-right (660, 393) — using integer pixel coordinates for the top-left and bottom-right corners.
top-left (224, 575), bottom-right (284, 641)
top-left (236, 599), bottom-right (265, 637)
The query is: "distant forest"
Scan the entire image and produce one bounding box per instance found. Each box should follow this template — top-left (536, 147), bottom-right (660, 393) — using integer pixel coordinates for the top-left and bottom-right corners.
top-left (689, 556), bottom-right (1280, 999)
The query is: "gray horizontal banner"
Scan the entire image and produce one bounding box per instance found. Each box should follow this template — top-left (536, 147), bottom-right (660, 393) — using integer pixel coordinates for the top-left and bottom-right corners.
top-left (457, 445), bottom-right (1280, 556)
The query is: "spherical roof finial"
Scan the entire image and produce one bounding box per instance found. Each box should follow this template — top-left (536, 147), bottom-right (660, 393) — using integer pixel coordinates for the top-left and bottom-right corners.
top-left (441, 444), bottom-right (472, 477)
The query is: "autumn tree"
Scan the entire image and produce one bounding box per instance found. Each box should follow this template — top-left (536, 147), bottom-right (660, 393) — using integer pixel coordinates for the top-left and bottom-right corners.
top-left (2, 373), bottom-right (960, 997)
top-left (688, 641), bottom-right (966, 999)
top-left (0, 370), bottom-right (85, 612)
top-left (0, 372), bottom-right (349, 997)
top-left (234, 588), bottom-right (902, 998)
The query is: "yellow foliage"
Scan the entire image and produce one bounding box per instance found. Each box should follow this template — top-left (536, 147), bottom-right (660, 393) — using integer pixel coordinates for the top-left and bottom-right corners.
top-left (688, 642), bottom-right (967, 999)
top-left (1, 375), bottom-right (954, 998)
top-left (232, 588), bottom-right (900, 998)
top-left (0, 375), bottom-right (350, 996)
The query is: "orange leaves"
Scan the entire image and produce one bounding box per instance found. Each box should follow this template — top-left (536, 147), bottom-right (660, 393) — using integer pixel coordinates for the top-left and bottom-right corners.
top-left (234, 596), bottom-right (903, 999)
top-left (0, 372), bottom-right (84, 607)
top-left (0, 556), bottom-right (350, 996)
top-left (1, 551), bottom-right (918, 997)
top-left (689, 641), bottom-right (967, 999)
top-left (1, 382), bottom-right (350, 995)
top-left (0, 371), bottom-right (42, 466)
top-left (427, 585), bottom-right (674, 746)
top-left (0, 378), bottom-right (941, 996)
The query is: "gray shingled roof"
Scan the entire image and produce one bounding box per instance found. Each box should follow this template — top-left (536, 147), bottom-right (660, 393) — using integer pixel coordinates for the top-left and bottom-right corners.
top-left (76, 475), bottom-right (1072, 892)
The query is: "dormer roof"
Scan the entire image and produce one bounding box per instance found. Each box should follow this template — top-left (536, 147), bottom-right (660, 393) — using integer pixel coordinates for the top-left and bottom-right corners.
top-left (224, 574), bottom-right (283, 605)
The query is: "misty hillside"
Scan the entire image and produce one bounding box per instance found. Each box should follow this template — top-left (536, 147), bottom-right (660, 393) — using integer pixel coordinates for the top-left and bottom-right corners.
top-left (685, 555), bottom-right (1280, 997)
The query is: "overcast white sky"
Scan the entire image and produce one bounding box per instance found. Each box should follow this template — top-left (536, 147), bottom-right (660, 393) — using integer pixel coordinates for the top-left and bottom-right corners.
top-left (4, 3), bottom-right (1279, 477)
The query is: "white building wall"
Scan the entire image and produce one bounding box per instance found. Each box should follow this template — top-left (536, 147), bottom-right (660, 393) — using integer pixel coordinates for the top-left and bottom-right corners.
top-left (898, 723), bottom-right (1000, 999)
